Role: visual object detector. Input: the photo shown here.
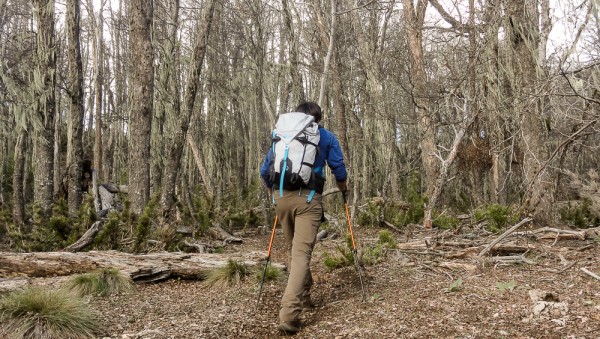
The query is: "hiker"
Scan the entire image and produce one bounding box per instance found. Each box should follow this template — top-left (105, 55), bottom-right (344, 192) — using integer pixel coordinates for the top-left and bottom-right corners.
top-left (260, 101), bottom-right (348, 334)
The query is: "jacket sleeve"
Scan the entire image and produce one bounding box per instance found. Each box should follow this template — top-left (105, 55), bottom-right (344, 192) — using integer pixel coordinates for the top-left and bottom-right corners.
top-left (326, 133), bottom-right (348, 183)
top-left (260, 150), bottom-right (273, 188)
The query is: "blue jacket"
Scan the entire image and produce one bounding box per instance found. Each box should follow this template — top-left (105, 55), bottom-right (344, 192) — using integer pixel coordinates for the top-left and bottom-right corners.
top-left (260, 126), bottom-right (347, 188)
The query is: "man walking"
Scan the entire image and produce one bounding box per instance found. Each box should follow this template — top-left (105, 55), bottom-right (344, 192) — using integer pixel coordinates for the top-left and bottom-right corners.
top-left (260, 101), bottom-right (348, 334)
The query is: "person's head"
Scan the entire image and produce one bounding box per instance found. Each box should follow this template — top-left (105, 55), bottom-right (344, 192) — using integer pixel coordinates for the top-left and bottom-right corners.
top-left (295, 101), bottom-right (322, 123)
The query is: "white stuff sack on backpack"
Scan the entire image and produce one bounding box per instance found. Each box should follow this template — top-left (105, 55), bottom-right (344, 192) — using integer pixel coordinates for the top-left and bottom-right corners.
top-left (271, 112), bottom-right (320, 187)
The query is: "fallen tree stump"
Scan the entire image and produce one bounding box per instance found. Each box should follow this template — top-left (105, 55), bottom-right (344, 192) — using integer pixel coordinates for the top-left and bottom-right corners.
top-left (64, 221), bottom-right (105, 252)
top-left (0, 250), bottom-right (285, 283)
top-left (207, 224), bottom-right (243, 244)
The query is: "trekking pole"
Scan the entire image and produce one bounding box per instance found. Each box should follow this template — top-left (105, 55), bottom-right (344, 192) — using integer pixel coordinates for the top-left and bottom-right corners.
top-left (257, 214), bottom-right (278, 307)
top-left (343, 192), bottom-right (366, 302)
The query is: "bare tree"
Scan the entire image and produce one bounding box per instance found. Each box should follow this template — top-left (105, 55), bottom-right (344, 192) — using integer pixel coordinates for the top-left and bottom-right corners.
top-left (128, 0), bottom-right (155, 215)
top-left (403, 0), bottom-right (438, 199)
top-left (160, 0), bottom-right (216, 213)
top-left (66, 0), bottom-right (86, 215)
top-left (32, 0), bottom-right (57, 221)
top-left (282, 0), bottom-right (305, 105)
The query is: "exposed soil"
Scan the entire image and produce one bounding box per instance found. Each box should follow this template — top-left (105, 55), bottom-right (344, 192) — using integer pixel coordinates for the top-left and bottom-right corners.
top-left (91, 227), bottom-right (600, 339)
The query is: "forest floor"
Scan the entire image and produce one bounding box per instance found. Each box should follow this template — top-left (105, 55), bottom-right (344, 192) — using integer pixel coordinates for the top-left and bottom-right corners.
top-left (88, 224), bottom-right (600, 339)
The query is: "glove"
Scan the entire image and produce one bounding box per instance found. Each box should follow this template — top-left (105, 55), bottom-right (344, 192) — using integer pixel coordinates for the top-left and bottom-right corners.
top-left (336, 180), bottom-right (347, 193)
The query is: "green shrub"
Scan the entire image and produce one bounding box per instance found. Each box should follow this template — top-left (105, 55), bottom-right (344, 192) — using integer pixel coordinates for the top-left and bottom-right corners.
top-left (133, 198), bottom-right (157, 253)
top-left (256, 265), bottom-right (283, 282)
top-left (192, 194), bottom-right (215, 235)
top-left (0, 287), bottom-right (99, 338)
top-left (474, 204), bottom-right (512, 233)
top-left (362, 244), bottom-right (384, 266)
top-left (65, 268), bottom-right (135, 297)
top-left (559, 199), bottom-right (600, 228)
top-left (95, 211), bottom-right (121, 249)
top-left (433, 214), bottom-right (460, 230)
top-left (365, 174), bottom-right (428, 229)
top-left (378, 230), bottom-right (397, 249)
top-left (356, 200), bottom-right (381, 228)
top-left (323, 250), bottom-right (352, 270)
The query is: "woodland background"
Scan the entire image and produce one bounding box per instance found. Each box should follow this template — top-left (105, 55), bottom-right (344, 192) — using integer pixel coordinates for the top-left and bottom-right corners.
top-left (0, 0), bottom-right (599, 251)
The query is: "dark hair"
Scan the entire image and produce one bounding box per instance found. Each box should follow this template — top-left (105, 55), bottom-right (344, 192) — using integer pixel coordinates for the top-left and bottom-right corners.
top-left (295, 102), bottom-right (322, 123)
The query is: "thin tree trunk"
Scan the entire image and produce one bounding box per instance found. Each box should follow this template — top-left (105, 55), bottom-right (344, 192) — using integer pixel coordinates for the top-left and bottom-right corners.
top-left (93, 2), bottom-right (104, 180)
top-left (0, 133), bottom-right (6, 206)
top-left (33, 0), bottom-right (57, 221)
top-left (13, 131), bottom-right (27, 225)
top-left (317, 0), bottom-right (337, 108)
top-left (281, 0), bottom-right (304, 104)
top-left (160, 0), bottom-right (216, 213)
top-left (128, 0), bottom-right (154, 215)
top-left (403, 0), bottom-right (437, 198)
top-left (53, 92), bottom-right (62, 199)
top-left (66, 0), bottom-right (86, 215)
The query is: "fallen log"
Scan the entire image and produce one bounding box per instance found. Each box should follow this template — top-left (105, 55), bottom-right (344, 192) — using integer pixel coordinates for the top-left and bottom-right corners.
top-left (446, 243), bottom-right (534, 259)
top-left (0, 250), bottom-right (285, 283)
top-left (479, 217), bottom-right (532, 257)
top-left (63, 221), bottom-right (104, 252)
top-left (513, 227), bottom-right (587, 241)
top-left (207, 224), bottom-right (243, 244)
top-left (489, 253), bottom-right (535, 265)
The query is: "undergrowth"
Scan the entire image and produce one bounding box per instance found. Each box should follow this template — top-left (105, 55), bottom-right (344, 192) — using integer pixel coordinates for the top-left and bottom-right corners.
top-left (559, 198), bottom-right (600, 228)
top-left (474, 204), bottom-right (513, 233)
top-left (64, 268), bottom-right (136, 297)
top-left (0, 287), bottom-right (99, 338)
top-left (204, 259), bottom-right (249, 288)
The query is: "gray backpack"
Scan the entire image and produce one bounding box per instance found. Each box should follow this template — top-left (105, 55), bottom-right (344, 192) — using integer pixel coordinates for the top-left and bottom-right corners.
top-left (269, 112), bottom-right (320, 199)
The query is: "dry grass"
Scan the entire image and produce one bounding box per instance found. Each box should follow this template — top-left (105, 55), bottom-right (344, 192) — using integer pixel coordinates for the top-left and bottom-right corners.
top-left (0, 286), bottom-right (99, 339)
top-left (204, 259), bottom-right (248, 288)
top-left (64, 268), bottom-right (136, 297)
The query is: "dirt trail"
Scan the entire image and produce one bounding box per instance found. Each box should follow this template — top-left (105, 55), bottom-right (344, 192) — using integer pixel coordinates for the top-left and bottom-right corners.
top-left (92, 228), bottom-right (600, 338)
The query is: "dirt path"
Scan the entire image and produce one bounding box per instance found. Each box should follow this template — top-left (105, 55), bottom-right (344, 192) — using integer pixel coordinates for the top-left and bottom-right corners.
top-left (92, 228), bottom-right (600, 338)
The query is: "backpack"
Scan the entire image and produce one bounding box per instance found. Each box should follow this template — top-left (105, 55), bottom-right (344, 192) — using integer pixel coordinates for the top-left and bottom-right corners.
top-left (269, 112), bottom-right (320, 199)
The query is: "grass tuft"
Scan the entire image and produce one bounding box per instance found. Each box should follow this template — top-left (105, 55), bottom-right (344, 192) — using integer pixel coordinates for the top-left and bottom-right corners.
top-left (205, 259), bottom-right (248, 288)
top-left (256, 264), bottom-right (283, 282)
top-left (0, 287), bottom-right (99, 338)
top-left (65, 268), bottom-right (135, 297)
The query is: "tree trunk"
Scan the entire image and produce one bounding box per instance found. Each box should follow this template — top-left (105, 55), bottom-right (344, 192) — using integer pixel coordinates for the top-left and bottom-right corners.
top-left (0, 251), bottom-right (285, 283)
top-left (53, 95), bottom-right (61, 199)
top-left (32, 0), bottom-right (57, 221)
top-left (403, 0), bottom-right (437, 198)
top-left (91, 0), bottom-right (104, 181)
top-left (66, 0), bottom-right (86, 215)
top-left (317, 0), bottom-right (337, 108)
top-left (128, 0), bottom-right (154, 215)
top-left (12, 131), bottom-right (27, 225)
top-left (160, 0), bottom-right (216, 213)
top-left (506, 0), bottom-right (553, 222)
top-left (281, 0), bottom-right (304, 105)
top-left (0, 133), bottom-right (6, 206)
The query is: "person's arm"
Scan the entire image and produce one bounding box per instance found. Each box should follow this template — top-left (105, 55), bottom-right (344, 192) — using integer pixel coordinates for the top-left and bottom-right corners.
top-left (326, 133), bottom-right (348, 191)
top-left (260, 150), bottom-right (273, 189)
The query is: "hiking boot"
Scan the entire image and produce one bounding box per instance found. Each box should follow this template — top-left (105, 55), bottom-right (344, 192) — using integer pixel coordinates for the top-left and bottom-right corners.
top-left (278, 320), bottom-right (302, 334)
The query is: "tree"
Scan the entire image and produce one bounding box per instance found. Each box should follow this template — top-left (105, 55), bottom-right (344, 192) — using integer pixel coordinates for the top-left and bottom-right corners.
top-left (32, 0), bottom-right (57, 221)
top-left (403, 0), bottom-right (437, 198)
top-left (66, 0), bottom-right (86, 215)
top-left (127, 0), bottom-right (155, 215)
top-left (160, 0), bottom-right (216, 213)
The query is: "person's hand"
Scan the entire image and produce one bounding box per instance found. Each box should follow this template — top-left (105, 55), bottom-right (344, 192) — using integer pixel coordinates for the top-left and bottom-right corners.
top-left (336, 180), bottom-right (347, 193)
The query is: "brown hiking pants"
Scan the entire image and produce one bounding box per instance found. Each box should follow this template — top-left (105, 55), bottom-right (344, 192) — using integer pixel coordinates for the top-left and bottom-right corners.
top-left (274, 189), bottom-right (322, 322)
